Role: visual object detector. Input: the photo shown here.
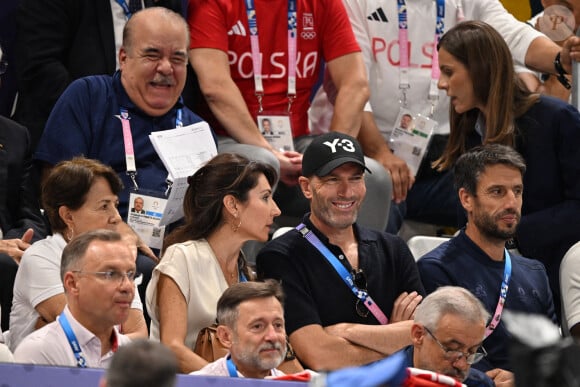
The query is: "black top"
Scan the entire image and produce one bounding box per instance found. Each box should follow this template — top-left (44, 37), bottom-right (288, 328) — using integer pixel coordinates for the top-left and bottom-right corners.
top-left (257, 214), bottom-right (424, 335)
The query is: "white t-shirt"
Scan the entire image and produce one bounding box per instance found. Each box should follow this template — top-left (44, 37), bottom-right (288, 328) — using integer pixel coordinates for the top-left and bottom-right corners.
top-left (0, 343), bottom-right (13, 363)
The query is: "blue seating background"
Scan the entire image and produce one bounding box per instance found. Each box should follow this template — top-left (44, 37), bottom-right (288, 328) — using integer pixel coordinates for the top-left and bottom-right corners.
top-left (0, 363), bottom-right (305, 387)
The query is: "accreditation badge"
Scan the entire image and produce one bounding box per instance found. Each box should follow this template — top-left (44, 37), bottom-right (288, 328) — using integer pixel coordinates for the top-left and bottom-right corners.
top-left (257, 113), bottom-right (294, 152)
top-left (389, 109), bottom-right (436, 176)
top-left (127, 191), bottom-right (167, 250)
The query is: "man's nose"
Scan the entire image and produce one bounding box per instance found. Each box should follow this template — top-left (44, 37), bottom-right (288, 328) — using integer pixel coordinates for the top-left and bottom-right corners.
top-left (264, 324), bottom-right (282, 342)
top-left (337, 180), bottom-right (354, 196)
top-left (156, 57), bottom-right (173, 74)
top-left (505, 189), bottom-right (520, 208)
top-left (118, 273), bottom-right (135, 293)
top-left (452, 354), bottom-right (469, 371)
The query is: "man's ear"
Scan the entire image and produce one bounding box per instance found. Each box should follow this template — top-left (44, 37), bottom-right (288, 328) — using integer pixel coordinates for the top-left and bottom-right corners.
top-left (119, 47), bottom-right (128, 69)
top-left (298, 177), bottom-right (312, 199)
top-left (217, 325), bottom-right (233, 349)
top-left (411, 323), bottom-right (425, 346)
top-left (458, 188), bottom-right (473, 213)
top-left (63, 272), bottom-right (79, 296)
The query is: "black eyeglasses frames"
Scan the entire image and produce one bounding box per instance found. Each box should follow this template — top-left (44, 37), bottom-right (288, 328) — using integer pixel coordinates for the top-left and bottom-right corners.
top-left (424, 326), bottom-right (487, 365)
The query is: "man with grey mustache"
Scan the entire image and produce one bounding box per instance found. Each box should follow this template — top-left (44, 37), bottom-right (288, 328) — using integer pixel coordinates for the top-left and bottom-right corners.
top-left (191, 280), bottom-right (289, 378)
top-left (35, 7), bottom-right (208, 223)
top-left (33, 7), bottom-right (211, 314)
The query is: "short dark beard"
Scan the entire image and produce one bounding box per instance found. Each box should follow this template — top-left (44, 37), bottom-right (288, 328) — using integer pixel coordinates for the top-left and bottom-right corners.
top-left (474, 209), bottom-right (520, 241)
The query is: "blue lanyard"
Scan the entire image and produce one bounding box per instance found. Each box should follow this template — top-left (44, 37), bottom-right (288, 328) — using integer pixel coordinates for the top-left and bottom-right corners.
top-left (296, 223), bottom-right (388, 324)
top-left (237, 253), bottom-right (248, 282)
top-left (434, 0), bottom-right (445, 40)
top-left (58, 311), bottom-right (87, 368)
top-left (396, 0), bottom-right (445, 45)
top-left (115, 0), bottom-right (133, 19)
top-left (119, 108), bottom-right (183, 128)
top-left (226, 355), bottom-right (239, 377)
top-left (287, 0), bottom-right (298, 99)
top-left (396, 0), bottom-right (445, 42)
top-left (484, 249), bottom-right (512, 338)
top-left (245, 0), bottom-right (257, 33)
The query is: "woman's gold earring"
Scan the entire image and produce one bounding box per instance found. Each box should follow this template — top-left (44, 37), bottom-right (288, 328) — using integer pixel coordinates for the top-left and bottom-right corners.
top-left (231, 215), bottom-right (242, 232)
top-left (66, 227), bottom-right (74, 242)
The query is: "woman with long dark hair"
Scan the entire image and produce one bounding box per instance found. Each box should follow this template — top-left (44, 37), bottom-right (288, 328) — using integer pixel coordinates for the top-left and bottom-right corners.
top-left (434, 20), bottom-right (580, 331)
top-left (146, 153), bottom-right (280, 373)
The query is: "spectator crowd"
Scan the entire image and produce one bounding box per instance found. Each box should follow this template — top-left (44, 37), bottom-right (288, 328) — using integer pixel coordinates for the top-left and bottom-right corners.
top-left (1, 1), bottom-right (580, 387)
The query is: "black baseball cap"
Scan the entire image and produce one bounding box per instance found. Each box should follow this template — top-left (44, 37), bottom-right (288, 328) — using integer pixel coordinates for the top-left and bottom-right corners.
top-left (302, 132), bottom-right (370, 177)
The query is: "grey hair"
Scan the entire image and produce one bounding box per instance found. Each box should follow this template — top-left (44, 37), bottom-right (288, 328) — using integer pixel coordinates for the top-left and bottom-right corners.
top-left (414, 286), bottom-right (490, 330)
top-left (217, 280), bottom-right (284, 329)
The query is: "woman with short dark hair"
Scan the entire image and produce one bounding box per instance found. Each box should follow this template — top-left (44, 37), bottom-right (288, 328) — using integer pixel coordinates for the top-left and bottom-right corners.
top-left (9, 157), bottom-right (147, 352)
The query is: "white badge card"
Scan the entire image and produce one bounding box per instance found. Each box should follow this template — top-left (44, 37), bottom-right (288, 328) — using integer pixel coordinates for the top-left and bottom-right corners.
top-left (127, 192), bottom-right (167, 250)
top-left (257, 114), bottom-right (294, 152)
top-left (389, 110), bottom-right (436, 176)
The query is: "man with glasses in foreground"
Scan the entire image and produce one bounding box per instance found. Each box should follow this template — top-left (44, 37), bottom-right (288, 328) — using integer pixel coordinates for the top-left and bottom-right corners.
top-left (405, 286), bottom-right (493, 387)
top-left (14, 230), bottom-right (136, 367)
top-left (418, 145), bottom-right (557, 387)
top-left (257, 132), bottom-right (424, 371)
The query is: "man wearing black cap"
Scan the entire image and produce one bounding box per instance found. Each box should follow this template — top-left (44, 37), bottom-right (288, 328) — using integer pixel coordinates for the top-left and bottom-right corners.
top-left (257, 132), bottom-right (424, 371)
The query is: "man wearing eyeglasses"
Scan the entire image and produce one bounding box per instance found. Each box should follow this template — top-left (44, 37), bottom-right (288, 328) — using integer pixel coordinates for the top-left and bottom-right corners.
top-left (13, 230), bottom-right (135, 367)
top-left (257, 132), bottom-right (424, 371)
top-left (417, 145), bottom-right (556, 387)
top-left (406, 286), bottom-right (493, 387)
